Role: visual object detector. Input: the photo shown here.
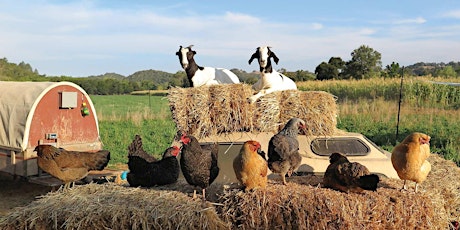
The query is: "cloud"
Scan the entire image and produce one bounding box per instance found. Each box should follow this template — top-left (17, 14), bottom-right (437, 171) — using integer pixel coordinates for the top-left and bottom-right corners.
top-left (442, 9), bottom-right (460, 19)
top-left (393, 17), bottom-right (426, 25)
top-left (311, 23), bottom-right (323, 30)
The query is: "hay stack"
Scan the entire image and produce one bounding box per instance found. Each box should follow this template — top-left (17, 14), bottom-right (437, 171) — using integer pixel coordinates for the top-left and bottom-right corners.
top-left (218, 178), bottom-right (447, 229)
top-left (0, 183), bottom-right (229, 230)
top-left (168, 84), bottom-right (337, 139)
top-left (1, 155), bottom-right (457, 229)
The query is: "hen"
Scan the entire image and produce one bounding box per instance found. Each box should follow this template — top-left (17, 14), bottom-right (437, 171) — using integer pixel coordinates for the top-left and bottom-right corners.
top-left (323, 152), bottom-right (380, 193)
top-left (233, 140), bottom-right (268, 191)
top-left (34, 145), bottom-right (110, 189)
top-left (127, 135), bottom-right (180, 187)
top-left (179, 133), bottom-right (219, 201)
top-left (391, 132), bottom-right (431, 192)
top-left (267, 117), bottom-right (305, 185)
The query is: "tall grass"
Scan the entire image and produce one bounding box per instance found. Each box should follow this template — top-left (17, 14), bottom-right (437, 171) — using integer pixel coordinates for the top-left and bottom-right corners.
top-left (91, 77), bottom-right (460, 166)
top-left (91, 95), bottom-right (176, 165)
top-left (297, 77), bottom-right (460, 109)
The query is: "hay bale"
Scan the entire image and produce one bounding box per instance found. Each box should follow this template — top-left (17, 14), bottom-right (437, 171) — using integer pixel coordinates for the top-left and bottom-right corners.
top-left (217, 176), bottom-right (448, 229)
top-left (0, 183), bottom-right (229, 230)
top-left (2, 155), bottom-right (457, 229)
top-left (167, 85), bottom-right (337, 139)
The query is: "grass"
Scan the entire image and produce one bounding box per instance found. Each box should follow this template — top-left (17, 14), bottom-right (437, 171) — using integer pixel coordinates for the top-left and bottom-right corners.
top-left (90, 77), bottom-right (460, 166)
top-left (91, 95), bottom-right (176, 165)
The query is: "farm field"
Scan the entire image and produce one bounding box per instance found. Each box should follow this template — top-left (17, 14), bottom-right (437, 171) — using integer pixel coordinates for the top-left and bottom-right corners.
top-left (91, 77), bottom-right (460, 166)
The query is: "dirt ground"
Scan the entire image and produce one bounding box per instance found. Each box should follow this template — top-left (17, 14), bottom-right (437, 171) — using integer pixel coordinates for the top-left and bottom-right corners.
top-left (0, 172), bottom-right (53, 217)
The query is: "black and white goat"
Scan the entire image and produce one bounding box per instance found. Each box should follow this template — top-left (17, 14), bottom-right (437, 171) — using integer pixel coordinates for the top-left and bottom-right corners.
top-left (176, 45), bottom-right (240, 87)
top-left (248, 46), bottom-right (297, 103)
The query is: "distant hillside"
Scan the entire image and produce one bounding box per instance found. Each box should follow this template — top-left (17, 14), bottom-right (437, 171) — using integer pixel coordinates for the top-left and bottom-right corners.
top-left (0, 57), bottom-right (43, 81)
top-left (87, 72), bottom-right (126, 80)
top-left (1, 57), bottom-right (458, 95)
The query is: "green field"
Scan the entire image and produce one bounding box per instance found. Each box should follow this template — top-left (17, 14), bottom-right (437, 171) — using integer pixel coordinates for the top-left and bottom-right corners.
top-left (91, 77), bottom-right (460, 166)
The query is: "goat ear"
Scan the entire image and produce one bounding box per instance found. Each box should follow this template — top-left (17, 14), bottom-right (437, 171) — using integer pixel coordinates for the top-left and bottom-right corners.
top-left (248, 52), bottom-right (259, 64)
top-left (270, 52), bottom-right (280, 64)
top-left (175, 51), bottom-right (180, 56)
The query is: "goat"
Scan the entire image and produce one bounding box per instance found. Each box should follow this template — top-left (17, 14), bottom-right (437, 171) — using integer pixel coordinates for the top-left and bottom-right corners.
top-left (176, 45), bottom-right (240, 87)
top-left (248, 46), bottom-right (297, 103)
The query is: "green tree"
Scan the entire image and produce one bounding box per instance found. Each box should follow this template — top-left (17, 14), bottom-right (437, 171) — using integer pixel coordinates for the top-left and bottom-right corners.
top-left (314, 57), bottom-right (344, 80)
top-left (315, 62), bottom-right (335, 80)
top-left (343, 45), bottom-right (382, 79)
top-left (434, 66), bottom-right (457, 77)
top-left (383, 62), bottom-right (401, 78)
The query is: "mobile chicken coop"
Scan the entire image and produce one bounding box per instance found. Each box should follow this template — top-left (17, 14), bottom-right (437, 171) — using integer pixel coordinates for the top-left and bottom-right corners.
top-left (0, 81), bottom-right (102, 177)
top-left (168, 84), bottom-right (398, 184)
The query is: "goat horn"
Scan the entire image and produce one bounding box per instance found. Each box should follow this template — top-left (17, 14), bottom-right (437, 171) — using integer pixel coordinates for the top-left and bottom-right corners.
top-left (187, 45), bottom-right (194, 48)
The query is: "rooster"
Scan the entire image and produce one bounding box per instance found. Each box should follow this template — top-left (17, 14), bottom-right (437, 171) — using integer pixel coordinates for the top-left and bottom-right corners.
top-left (233, 140), bottom-right (268, 191)
top-left (34, 145), bottom-right (110, 190)
top-left (127, 135), bottom-right (180, 187)
top-left (267, 117), bottom-right (305, 185)
top-left (323, 152), bottom-right (380, 193)
top-left (179, 133), bottom-right (219, 201)
top-left (391, 132), bottom-right (431, 192)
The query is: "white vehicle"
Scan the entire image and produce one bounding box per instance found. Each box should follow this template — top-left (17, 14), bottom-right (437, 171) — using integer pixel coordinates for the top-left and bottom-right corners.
top-left (174, 131), bottom-right (399, 184)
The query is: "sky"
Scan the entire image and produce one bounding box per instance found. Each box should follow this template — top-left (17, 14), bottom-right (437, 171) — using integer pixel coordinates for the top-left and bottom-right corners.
top-left (1, 0), bottom-right (460, 77)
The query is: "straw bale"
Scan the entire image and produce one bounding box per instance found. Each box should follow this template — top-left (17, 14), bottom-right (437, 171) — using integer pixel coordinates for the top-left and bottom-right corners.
top-left (2, 155), bottom-right (457, 229)
top-left (168, 85), bottom-right (337, 139)
top-left (218, 176), bottom-right (448, 229)
top-left (0, 183), bottom-right (229, 230)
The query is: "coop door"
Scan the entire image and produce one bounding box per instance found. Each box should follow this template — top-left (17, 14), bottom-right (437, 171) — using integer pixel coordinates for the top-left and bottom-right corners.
top-left (60, 92), bottom-right (78, 109)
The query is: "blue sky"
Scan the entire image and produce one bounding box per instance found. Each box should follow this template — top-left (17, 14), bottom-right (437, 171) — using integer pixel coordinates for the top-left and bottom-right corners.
top-left (1, 0), bottom-right (460, 77)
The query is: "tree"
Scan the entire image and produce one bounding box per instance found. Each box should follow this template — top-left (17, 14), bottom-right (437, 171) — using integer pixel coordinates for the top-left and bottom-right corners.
top-left (315, 62), bottom-right (335, 80)
top-left (383, 62), bottom-right (401, 78)
top-left (342, 45), bottom-right (382, 79)
top-left (314, 57), bottom-right (345, 80)
top-left (434, 66), bottom-right (457, 77)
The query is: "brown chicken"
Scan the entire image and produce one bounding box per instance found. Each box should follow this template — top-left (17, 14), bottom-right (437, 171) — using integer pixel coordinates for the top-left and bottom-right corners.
top-left (127, 135), bottom-right (180, 187)
top-left (391, 132), bottom-right (431, 192)
top-left (267, 117), bottom-right (305, 185)
top-left (34, 145), bottom-right (110, 189)
top-left (233, 140), bottom-right (268, 191)
top-left (179, 133), bottom-right (219, 201)
top-left (323, 152), bottom-right (380, 193)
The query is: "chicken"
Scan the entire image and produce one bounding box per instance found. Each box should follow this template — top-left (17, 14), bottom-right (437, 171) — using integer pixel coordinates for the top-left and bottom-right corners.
top-left (179, 133), bottom-right (219, 201)
top-left (233, 140), bottom-right (268, 191)
top-left (127, 134), bottom-right (157, 163)
top-left (267, 117), bottom-right (305, 185)
top-left (34, 145), bottom-right (110, 189)
top-left (391, 132), bottom-right (431, 192)
top-left (323, 152), bottom-right (380, 193)
top-left (127, 135), bottom-right (180, 187)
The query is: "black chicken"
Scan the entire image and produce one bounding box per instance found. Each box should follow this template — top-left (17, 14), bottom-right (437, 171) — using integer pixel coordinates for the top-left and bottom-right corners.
top-left (323, 152), bottom-right (380, 193)
top-left (179, 133), bottom-right (219, 201)
top-left (268, 117), bottom-right (305, 185)
top-left (127, 135), bottom-right (180, 187)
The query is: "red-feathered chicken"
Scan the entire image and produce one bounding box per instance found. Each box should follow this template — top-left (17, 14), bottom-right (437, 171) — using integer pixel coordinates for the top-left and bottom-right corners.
top-left (268, 117), bottom-right (305, 185)
top-left (391, 132), bottom-right (431, 192)
top-left (127, 135), bottom-right (180, 187)
top-left (233, 140), bottom-right (268, 191)
top-left (179, 133), bottom-right (219, 201)
top-left (323, 152), bottom-right (380, 193)
top-left (34, 145), bottom-right (110, 189)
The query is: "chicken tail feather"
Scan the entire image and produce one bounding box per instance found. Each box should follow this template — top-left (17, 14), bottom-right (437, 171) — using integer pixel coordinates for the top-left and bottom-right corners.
top-left (358, 174), bottom-right (380, 191)
top-left (87, 150), bottom-right (111, 170)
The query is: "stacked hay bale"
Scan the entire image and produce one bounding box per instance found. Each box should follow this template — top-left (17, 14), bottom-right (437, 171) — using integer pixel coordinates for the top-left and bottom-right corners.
top-left (167, 84), bottom-right (337, 138)
top-left (0, 155), bottom-right (458, 229)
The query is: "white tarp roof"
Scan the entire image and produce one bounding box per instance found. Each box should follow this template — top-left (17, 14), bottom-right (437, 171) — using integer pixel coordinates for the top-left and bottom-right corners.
top-left (0, 81), bottom-right (93, 151)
